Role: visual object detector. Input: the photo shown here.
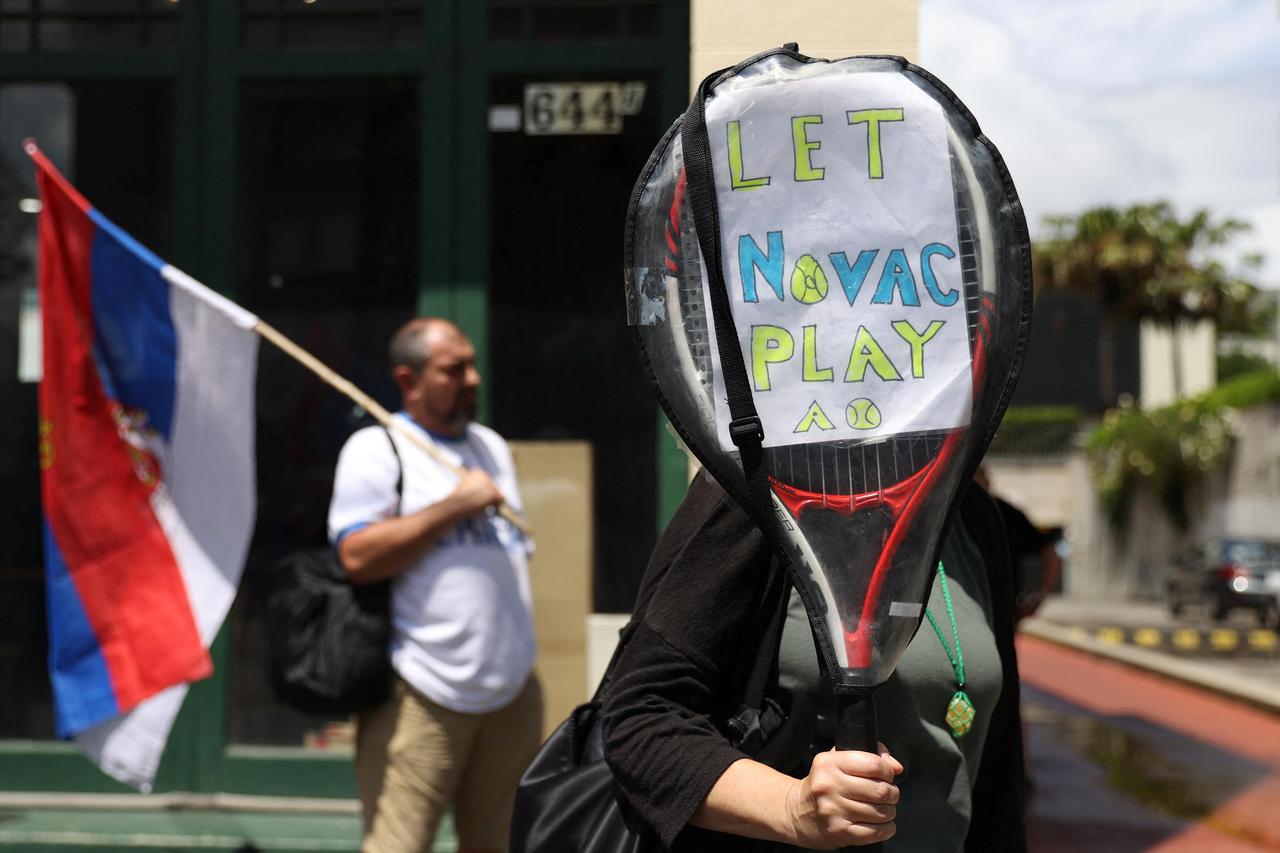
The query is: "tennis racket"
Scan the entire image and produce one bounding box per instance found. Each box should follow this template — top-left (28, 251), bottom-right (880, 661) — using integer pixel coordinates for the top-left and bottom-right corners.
top-left (653, 117), bottom-right (1003, 675)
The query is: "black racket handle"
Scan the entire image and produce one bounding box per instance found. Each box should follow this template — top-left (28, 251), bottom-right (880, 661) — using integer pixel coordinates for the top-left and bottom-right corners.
top-left (834, 691), bottom-right (878, 753)
top-left (834, 691), bottom-right (883, 853)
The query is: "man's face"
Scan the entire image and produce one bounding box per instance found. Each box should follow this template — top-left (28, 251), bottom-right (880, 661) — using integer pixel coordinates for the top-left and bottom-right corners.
top-left (398, 327), bottom-right (480, 435)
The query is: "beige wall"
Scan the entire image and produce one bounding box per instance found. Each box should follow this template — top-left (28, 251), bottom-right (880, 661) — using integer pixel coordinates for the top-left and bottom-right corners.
top-left (509, 441), bottom-right (593, 737)
top-left (690, 0), bottom-right (918, 90)
top-left (1140, 319), bottom-right (1216, 409)
top-left (982, 456), bottom-right (1073, 530)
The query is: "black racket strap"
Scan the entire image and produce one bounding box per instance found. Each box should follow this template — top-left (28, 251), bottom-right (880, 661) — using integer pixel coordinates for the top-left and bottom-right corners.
top-left (680, 44), bottom-right (843, 675)
top-left (680, 43), bottom-right (800, 453)
top-left (742, 570), bottom-right (790, 711)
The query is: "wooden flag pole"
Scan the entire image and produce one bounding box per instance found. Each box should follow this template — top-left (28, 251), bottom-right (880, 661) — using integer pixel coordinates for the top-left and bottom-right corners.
top-left (253, 321), bottom-right (532, 537)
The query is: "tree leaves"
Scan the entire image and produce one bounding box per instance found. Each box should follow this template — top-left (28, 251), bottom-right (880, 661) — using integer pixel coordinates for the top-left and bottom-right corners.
top-left (1032, 201), bottom-right (1260, 328)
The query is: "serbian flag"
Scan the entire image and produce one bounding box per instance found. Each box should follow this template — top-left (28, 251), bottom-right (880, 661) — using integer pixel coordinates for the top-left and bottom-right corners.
top-left (30, 141), bottom-right (259, 791)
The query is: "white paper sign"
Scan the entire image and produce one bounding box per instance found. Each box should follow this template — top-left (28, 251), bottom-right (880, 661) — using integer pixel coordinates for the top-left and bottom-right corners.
top-left (702, 73), bottom-right (973, 450)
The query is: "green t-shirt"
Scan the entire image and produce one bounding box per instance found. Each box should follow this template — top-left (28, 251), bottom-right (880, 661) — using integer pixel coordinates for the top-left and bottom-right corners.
top-left (777, 520), bottom-right (1003, 852)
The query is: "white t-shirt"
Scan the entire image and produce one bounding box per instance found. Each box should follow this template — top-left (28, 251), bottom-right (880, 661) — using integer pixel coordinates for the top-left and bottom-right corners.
top-left (328, 413), bottom-right (536, 714)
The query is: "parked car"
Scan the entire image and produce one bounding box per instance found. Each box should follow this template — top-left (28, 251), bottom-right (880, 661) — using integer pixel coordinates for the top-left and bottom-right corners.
top-left (1166, 537), bottom-right (1280, 629)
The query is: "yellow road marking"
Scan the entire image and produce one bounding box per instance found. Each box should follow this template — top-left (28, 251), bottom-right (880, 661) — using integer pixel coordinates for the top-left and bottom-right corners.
top-left (1209, 629), bottom-right (1239, 651)
top-left (1133, 628), bottom-right (1162, 648)
top-left (1172, 628), bottom-right (1201, 650)
top-left (1096, 627), bottom-right (1125, 645)
top-left (1248, 630), bottom-right (1278, 651)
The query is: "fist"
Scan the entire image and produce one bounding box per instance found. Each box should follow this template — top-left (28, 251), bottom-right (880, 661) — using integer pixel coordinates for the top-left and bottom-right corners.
top-left (451, 468), bottom-right (505, 516)
top-left (786, 745), bottom-right (903, 848)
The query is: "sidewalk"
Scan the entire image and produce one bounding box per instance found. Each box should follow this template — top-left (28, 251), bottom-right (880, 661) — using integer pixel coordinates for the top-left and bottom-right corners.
top-left (1021, 595), bottom-right (1280, 715)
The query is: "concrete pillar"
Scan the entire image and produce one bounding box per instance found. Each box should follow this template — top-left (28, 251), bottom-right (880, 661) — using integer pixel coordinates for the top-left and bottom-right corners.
top-left (690, 0), bottom-right (918, 93)
top-left (1139, 318), bottom-right (1216, 408)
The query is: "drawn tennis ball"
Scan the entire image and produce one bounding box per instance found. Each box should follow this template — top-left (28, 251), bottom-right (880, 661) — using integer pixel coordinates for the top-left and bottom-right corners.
top-left (790, 254), bottom-right (828, 304)
top-left (846, 397), bottom-right (882, 430)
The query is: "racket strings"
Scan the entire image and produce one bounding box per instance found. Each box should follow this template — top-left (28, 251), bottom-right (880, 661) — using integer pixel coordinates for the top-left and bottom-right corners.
top-left (955, 210), bottom-right (982, 352)
top-left (668, 169), bottom-right (714, 387)
top-left (764, 430), bottom-right (950, 497)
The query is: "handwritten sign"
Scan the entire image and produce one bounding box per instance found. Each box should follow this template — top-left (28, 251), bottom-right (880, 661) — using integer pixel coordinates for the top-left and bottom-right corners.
top-left (702, 72), bottom-right (973, 450)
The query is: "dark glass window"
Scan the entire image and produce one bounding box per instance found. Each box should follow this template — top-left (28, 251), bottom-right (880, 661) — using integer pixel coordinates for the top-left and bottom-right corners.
top-left (0, 1), bottom-right (178, 53)
top-left (1012, 288), bottom-right (1141, 414)
top-left (489, 5), bottom-right (523, 41)
top-left (530, 6), bottom-right (621, 41)
top-left (279, 13), bottom-right (385, 50)
top-left (38, 0), bottom-right (138, 10)
top-left (239, 0), bottom-right (424, 51)
top-left (0, 82), bottom-right (174, 739)
top-left (627, 4), bottom-right (660, 38)
top-left (488, 0), bottom-right (664, 45)
top-left (0, 20), bottom-right (27, 52)
top-left (488, 73), bottom-right (661, 613)
top-left (144, 17), bottom-right (178, 50)
top-left (37, 17), bottom-right (137, 52)
top-left (229, 77), bottom-right (419, 747)
top-left (389, 11), bottom-right (422, 47)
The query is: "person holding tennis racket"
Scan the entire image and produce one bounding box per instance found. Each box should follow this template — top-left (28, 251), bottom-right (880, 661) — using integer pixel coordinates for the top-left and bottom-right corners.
top-left (602, 45), bottom-right (1033, 853)
top-left (600, 469), bottom-right (1025, 851)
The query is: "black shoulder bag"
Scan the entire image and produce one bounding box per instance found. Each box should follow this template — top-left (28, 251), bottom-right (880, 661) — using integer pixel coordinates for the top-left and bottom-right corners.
top-left (267, 426), bottom-right (403, 717)
top-left (509, 576), bottom-right (798, 853)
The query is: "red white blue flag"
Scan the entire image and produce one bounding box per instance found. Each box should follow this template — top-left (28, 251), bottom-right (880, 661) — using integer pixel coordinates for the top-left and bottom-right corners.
top-left (30, 142), bottom-right (259, 791)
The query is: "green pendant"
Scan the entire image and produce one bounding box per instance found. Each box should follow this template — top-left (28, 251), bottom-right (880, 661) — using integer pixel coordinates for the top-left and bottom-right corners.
top-left (945, 691), bottom-right (975, 738)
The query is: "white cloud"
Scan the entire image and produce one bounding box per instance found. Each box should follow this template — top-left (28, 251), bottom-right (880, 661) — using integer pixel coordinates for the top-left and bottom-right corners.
top-left (921, 0), bottom-right (1280, 285)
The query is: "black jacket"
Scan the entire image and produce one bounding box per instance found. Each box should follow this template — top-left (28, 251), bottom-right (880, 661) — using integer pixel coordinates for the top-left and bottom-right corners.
top-left (600, 471), bottom-right (1027, 852)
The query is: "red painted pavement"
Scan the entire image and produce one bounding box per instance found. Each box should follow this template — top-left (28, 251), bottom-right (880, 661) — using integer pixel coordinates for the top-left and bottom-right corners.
top-left (1018, 634), bottom-right (1280, 852)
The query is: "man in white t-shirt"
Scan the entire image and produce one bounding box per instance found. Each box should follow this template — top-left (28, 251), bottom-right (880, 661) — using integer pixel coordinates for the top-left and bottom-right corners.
top-left (328, 317), bottom-right (540, 853)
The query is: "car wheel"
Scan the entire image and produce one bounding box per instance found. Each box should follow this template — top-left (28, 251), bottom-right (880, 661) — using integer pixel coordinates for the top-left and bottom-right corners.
top-left (1262, 601), bottom-right (1280, 633)
top-left (1212, 600), bottom-right (1231, 622)
top-left (1169, 595), bottom-right (1183, 619)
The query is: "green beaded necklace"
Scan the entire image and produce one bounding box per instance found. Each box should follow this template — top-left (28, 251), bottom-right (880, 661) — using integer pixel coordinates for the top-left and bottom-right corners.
top-left (925, 562), bottom-right (975, 738)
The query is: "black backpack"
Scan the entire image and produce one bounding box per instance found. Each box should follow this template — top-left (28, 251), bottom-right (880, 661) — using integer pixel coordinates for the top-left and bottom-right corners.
top-left (267, 426), bottom-right (403, 717)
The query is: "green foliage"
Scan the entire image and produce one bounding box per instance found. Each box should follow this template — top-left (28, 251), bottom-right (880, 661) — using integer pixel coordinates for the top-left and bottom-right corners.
top-left (1217, 350), bottom-right (1275, 384)
top-left (1034, 201), bottom-right (1262, 327)
top-left (1200, 368), bottom-right (1280, 410)
top-left (1086, 369), bottom-right (1280, 532)
top-left (1033, 201), bottom-right (1266, 404)
top-left (987, 405), bottom-right (1082, 456)
top-left (1219, 290), bottom-right (1278, 337)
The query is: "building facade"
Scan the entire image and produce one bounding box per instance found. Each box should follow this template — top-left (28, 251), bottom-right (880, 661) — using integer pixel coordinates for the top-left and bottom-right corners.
top-left (0, 0), bottom-right (915, 845)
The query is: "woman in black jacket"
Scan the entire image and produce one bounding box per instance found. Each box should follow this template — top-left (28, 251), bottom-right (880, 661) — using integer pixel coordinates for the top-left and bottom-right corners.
top-left (600, 470), bottom-right (1026, 852)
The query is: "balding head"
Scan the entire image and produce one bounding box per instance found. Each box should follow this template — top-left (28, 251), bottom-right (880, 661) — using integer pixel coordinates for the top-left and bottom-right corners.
top-left (389, 318), bottom-right (480, 435)
top-left (389, 317), bottom-right (465, 375)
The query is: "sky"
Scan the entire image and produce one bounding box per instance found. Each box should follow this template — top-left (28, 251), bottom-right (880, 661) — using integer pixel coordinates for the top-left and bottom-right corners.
top-left (920, 0), bottom-right (1280, 286)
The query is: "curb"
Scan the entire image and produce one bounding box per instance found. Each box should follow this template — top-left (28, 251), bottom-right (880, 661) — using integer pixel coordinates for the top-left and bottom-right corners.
top-left (1019, 619), bottom-right (1280, 716)
top-left (0, 791), bottom-right (360, 813)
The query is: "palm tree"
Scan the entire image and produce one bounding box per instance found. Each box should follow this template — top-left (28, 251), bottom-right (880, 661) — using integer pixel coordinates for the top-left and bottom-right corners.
top-left (1033, 202), bottom-right (1261, 403)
